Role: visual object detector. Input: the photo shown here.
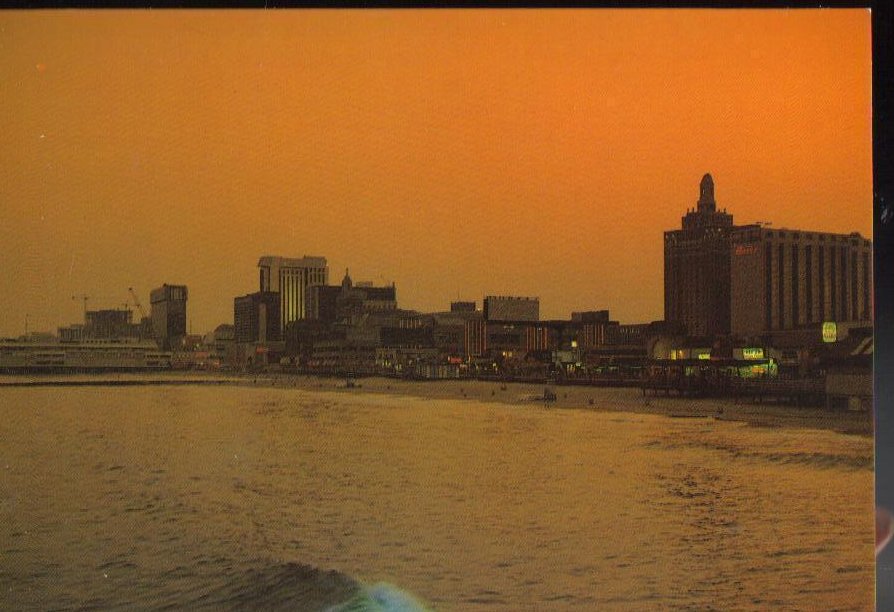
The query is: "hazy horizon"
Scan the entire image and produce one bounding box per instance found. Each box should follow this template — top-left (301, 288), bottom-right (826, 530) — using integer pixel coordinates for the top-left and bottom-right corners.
top-left (0, 9), bottom-right (872, 337)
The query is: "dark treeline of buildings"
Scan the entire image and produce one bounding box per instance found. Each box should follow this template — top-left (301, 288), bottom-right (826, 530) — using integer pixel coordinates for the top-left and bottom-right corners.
top-left (2, 174), bottom-right (872, 409)
top-left (209, 173), bottom-right (871, 409)
top-left (222, 254), bottom-right (665, 380)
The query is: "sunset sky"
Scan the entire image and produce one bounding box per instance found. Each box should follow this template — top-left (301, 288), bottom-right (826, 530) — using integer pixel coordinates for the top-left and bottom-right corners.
top-left (0, 9), bottom-right (872, 337)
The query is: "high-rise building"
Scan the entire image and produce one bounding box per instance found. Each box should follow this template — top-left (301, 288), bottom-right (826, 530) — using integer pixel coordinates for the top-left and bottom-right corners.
top-left (150, 284), bottom-right (188, 350)
top-left (258, 256), bottom-right (328, 328)
top-left (483, 296), bottom-right (539, 322)
top-left (730, 227), bottom-right (872, 336)
top-left (664, 174), bottom-right (739, 337)
top-left (234, 291), bottom-right (281, 343)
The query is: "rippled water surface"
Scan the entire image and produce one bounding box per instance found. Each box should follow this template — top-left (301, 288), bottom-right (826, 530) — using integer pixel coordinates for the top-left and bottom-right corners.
top-left (0, 385), bottom-right (874, 610)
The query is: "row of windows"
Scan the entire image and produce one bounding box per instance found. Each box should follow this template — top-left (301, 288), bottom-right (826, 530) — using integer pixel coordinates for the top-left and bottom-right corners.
top-left (737, 230), bottom-right (869, 247)
top-left (765, 243), bottom-right (870, 329)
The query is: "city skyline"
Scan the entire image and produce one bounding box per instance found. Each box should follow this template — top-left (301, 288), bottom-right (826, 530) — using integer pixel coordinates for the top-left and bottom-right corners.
top-left (0, 9), bottom-right (872, 337)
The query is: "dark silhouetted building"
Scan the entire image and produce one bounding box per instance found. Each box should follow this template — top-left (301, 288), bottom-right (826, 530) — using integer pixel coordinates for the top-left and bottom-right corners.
top-left (664, 174), bottom-right (739, 337)
top-left (483, 296), bottom-right (539, 322)
top-left (150, 284), bottom-right (188, 350)
top-left (305, 270), bottom-right (397, 323)
top-left (85, 309), bottom-right (136, 340)
top-left (234, 291), bottom-right (281, 343)
top-left (306, 285), bottom-right (343, 323)
top-left (730, 226), bottom-right (872, 336)
top-left (451, 301), bottom-right (476, 313)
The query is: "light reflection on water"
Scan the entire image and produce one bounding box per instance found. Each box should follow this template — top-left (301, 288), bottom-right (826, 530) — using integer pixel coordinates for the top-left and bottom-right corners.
top-left (0, 385), bottom-right (873, 610)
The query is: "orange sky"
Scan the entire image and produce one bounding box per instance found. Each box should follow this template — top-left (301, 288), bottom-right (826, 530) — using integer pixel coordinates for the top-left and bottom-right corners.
top-left (0, 9), bottom-right (872, 337)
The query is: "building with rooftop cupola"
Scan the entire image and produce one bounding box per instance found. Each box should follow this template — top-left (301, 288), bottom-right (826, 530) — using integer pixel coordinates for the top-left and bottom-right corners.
top-left (665, 173), bottom-right (872, 342)
top-left (664, 174), bottom-right (747, 338)
top-left (304, 269), bottom-right (397, 324)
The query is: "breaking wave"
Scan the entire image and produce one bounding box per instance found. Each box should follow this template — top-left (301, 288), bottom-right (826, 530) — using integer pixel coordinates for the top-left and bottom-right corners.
top-left (145, 561), bottom-right (429, 611)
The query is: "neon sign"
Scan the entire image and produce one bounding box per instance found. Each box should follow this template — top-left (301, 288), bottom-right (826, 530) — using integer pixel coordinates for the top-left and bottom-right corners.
top-left (742, 347), bottom-right (764, 360)
top-left (822, 322), bottom-right (837, 343)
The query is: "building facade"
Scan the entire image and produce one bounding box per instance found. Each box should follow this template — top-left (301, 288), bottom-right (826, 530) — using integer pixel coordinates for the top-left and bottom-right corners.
top-left (664, 174), bottom-right (738, 338)
top-left (483, 296), bottom-right (540, 322)
top-left (450, 301), bottom-right (476, 313)
top-left (258, 255), bottom-right (328, 328)
top-left (304, 270), bottom-right (397, 324)
top-left (234, 291), bottom-right (281, 344)
top-left (84, 309), bottom-right (134, 340)
top-left (305, 285), bottom-right (343, 323)
top-left (730, 227), bottom-right (872, 336)
top-left (150, 284), bottom-right (188, 350)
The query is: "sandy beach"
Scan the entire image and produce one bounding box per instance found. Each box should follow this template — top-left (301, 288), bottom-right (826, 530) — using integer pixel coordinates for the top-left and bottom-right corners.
top-left (236, 373), bottom-right (874, 437)
top-left (1, 371), bottom-right (872, 436)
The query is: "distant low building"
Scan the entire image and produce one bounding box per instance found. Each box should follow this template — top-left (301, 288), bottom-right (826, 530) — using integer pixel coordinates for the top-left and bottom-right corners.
top-left (205, 324), bottom-right (235, 367)
top-left (58, 324), bottom-right (84, 343)
top-left (450, 301), bottom-right (476, 313)
top-left (85, 309), bottom-right (140, 340)
top-left (483, 296), bottom-right (539, 322)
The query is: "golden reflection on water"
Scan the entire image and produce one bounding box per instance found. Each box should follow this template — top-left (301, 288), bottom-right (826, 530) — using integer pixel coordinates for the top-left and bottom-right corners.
top-left (0, 386), bottom-right (874, 610)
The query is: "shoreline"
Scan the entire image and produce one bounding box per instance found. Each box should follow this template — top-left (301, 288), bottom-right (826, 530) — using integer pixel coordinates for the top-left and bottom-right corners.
top-left (0, 371), bottom-right (873, 437)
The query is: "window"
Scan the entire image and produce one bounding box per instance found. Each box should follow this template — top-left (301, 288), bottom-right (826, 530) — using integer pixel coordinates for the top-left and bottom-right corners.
top-left (792, 244), bottom-right (800, 326)
top-left (778, 243), bottom-right (785, 327)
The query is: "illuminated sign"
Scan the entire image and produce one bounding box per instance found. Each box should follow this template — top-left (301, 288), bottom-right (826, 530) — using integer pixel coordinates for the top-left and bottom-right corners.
top-left (734, 244), bottom-right (758, 256)
top-left (742, 347), bottom-right (764, 360)
top-left (697, 352), bottom-right (711, 360)
top-left (822, 322), bottom-right (837, 343)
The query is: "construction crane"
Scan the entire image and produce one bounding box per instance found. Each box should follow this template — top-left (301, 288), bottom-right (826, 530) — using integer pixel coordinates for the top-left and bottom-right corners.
top-left (128, 287), bottom-right (148, 320)
top-left (71, 294), bottom-right (90, 321)
top-left (128, 287), bottom-right (156, 342)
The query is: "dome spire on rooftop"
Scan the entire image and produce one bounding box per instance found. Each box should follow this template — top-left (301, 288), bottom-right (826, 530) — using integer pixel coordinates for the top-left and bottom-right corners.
top-left (697, 173), bottom-right (716, 213)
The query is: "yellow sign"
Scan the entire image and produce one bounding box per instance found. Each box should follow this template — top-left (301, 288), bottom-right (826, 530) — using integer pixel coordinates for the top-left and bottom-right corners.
top-left (822, 322), bottom-right (837, 343)
top-left (742, 347), bottom-right (764, 360)
top-left (697, 352), bottom-right (711, 360)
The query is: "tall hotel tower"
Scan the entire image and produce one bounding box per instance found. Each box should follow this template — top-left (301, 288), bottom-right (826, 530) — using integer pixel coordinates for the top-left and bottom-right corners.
top-left (258, 256), bottom-right (329, 328)
top-left (664, 174), bottom-right (736, 337)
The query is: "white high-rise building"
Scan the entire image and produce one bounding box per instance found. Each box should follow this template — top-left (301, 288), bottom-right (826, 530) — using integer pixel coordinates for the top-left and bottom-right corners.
top-left (258, 255), bottom-right (329, 328)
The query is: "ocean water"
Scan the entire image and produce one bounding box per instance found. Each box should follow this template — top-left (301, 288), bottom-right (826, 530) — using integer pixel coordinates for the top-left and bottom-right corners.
top-left (0, 385), bottom-right (874, 610)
